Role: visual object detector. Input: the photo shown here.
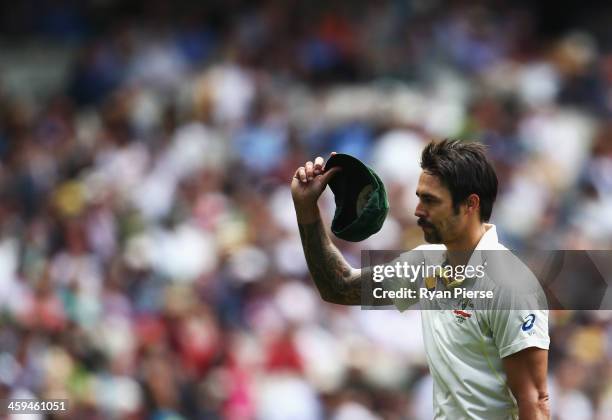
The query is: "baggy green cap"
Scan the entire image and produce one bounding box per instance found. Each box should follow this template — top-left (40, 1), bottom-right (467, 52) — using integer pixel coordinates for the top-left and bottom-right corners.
top-left (324, 153), bottom-right (389, 242)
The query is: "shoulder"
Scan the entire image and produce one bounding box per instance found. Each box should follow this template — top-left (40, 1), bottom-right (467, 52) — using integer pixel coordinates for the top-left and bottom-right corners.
top-left (485, 248), bottom-right (545, 298)
top-left (492, 241), bottom-right (509, 251)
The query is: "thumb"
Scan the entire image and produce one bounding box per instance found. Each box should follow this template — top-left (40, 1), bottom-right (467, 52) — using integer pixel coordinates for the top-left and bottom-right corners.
top-left (318, 166), bottom-right (341, 187)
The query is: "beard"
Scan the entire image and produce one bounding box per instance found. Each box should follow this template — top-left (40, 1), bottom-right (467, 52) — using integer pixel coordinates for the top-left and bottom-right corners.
top-left (423, 227), bottom-right (443, 243)
top-left (418, 218), bottom-right (443, 243)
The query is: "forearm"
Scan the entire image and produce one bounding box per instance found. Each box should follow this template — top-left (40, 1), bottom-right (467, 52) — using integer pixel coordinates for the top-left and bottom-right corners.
top-left (296, 205), bottom-right (361, 305)
top-left (517, 396), bottom-right (550, 420)
top-left (503, 347), bottom-right (550, 420)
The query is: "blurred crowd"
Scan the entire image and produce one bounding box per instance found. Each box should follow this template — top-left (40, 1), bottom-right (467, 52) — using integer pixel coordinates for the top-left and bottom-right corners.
top-left (1, 0), bottom-right (612, 419)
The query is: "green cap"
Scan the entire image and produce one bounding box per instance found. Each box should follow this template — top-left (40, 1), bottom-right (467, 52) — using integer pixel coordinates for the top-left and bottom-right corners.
top-left (324, 153), bottom-right (389, 242)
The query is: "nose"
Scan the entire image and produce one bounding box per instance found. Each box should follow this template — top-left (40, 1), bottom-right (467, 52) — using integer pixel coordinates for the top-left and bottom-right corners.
top-left (414, 202), bottom-right (427, 219)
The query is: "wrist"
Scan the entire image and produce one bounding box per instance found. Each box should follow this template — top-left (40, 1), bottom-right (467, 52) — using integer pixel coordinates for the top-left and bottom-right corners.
top-left (294, 202), bottom-right (320, 224)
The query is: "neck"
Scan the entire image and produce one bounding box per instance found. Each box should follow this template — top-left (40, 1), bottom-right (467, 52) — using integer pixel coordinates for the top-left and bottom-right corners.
top-left (445, 222), bottom-right (487, 266)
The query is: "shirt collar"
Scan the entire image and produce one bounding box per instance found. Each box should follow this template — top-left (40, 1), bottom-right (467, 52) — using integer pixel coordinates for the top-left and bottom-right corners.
top-left (438, 224), bottom-right (499, 288)
top-left (466, 223), bottom-right (498, 272)
top-left (475, 223), bottom-right (499, 249)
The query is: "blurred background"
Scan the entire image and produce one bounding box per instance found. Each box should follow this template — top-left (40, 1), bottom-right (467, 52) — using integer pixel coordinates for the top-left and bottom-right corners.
top-left (0, 0), bottom-right (611, 418)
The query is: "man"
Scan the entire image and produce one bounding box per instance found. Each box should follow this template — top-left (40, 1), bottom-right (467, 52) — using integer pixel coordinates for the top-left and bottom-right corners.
top-left (291, 140), bottom-right (550, 419)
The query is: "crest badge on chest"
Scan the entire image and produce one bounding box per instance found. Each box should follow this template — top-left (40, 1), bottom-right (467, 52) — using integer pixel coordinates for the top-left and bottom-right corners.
top-left (452, 298), bottom-right (474, 324)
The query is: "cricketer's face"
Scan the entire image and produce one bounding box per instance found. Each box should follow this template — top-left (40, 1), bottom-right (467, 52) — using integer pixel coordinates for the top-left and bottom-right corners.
top-left (414, 171), bottom-right (466, 244)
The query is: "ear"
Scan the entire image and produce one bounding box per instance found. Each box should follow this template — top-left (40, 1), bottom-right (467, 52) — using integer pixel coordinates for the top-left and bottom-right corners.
top-left (466, 194), bottom-right (480, 216)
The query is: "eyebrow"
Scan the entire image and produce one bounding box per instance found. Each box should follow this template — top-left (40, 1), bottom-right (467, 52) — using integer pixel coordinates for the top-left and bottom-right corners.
top-left (416, 191), bottom-right (440, 201)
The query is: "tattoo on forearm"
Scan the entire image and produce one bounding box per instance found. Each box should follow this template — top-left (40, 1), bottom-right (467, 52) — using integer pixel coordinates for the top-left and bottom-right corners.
top-left (298, 219), bottom-right (361, 305)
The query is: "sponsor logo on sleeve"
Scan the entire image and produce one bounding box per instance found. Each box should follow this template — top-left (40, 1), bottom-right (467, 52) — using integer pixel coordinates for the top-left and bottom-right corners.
top-left (521, 314), bottom-right (536, 331)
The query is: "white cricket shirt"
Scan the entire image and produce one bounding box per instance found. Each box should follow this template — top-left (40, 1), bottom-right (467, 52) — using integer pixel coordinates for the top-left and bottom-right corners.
top-left (386, 224), bottom-right (550, 419)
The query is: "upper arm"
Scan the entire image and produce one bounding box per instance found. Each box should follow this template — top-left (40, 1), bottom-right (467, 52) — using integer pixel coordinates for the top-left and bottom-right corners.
top-left (320, 266), bottom-right (364, 305)
top-left (488, 310), bottom-right (550, 358)
top-left (374, 249), bottom-right (428, 310)
top-left (323, 267), bottom-right (394, 306)
top-left (502, 347), bottom-right (549, 413)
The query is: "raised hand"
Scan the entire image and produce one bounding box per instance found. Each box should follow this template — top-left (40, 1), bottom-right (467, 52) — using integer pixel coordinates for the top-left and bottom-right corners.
top-left (291, 154), bottom-right (340, 210)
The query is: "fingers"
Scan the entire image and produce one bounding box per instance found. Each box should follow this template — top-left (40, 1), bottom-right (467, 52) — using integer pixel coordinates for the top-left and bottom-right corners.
top-left (305, 161), bottom-right (314, 180)
top-left (295, 155), bottom-right (338, 184)
top-left (295, 166), bottom-right (307, 183)
top-left (319, 166), bottom-right (341, 186)
top-left (314, 156), bottom-right (324, 175)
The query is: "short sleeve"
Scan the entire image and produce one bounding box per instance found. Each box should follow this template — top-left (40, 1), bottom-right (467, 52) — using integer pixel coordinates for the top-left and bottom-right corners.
top-left (487, 309), bottom-right (550, 358)
top-left (482, 249), bottom-right (550, 358)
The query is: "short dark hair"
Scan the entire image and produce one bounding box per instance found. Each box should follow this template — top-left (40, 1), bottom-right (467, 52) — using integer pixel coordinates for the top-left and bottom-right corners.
top-left (420, 139), bottom-right (498, 222)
